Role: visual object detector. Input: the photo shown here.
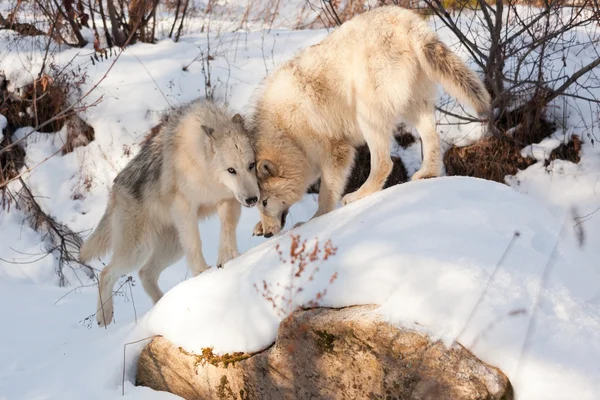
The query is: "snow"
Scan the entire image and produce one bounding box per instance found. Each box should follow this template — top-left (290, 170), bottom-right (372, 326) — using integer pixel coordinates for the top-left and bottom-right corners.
top-left (147, 177), bottom-right (600, 400)
top-left (1, 4), bottom-right (600, 400)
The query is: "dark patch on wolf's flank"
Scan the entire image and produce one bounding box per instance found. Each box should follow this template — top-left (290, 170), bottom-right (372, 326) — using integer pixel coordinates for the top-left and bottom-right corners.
top-left (114, 135), bottom-right (164, 201)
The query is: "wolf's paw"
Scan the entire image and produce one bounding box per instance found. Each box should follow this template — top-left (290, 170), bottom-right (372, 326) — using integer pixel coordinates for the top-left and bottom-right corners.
top-left (252, 221), bottom-right (264, 236)
top-left (411, 168), bottom-right (440, 181)
top-left (96, 307), bottom-right (114, 327)
top-left (341, 191), bottom-right (364, 206)
top-left (217, 246), bottom-right (240, 269)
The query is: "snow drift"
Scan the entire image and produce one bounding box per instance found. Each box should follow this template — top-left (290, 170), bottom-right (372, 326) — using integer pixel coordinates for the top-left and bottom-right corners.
top-left (146, 176), bottom-right (600, 400)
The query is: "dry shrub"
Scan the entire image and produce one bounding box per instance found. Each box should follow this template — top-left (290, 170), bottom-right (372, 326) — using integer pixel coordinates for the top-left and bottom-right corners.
top-left (0, 13), bottom-right (46, 37)
top-left (0, 130), bottom-right (26, 201)
top-left (1, 75), bottom-right (68, 133)
top-left (545, 135), bottom-right (581, 166)
top-left (305, 0), bottom-right (368, 28)
top-left (1, 77), bottom-right (25, 198)
top-left (496, 91), bottom-right (557, 147)
top-left (444, 136), bottom-right (536, 183)
top-left (255, 234), bottom-right (338, 317)
top-left (440, 0), bottom-right (480, 10)
top-left (22, 76), bottom-right (67, 133)
top-left (304, 0), bottom-right (432, 28)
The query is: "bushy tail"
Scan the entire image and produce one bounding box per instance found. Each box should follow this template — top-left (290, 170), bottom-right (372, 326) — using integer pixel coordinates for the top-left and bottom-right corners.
top-left (418, 36), bottom-right (491, 117)
top-left (79, 199), bottom-right (113, 263)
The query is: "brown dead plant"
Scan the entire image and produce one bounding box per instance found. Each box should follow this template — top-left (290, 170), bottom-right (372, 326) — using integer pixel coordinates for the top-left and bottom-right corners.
top-left (444, 135), bottom-right (536, 183)
top-left (255, 235), bottom-right (339, 318)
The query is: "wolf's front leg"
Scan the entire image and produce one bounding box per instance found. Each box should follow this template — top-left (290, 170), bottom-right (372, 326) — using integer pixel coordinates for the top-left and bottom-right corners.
top-left (172, 195), bottom-right (210, 276)
top-left (252, 221), bottom-right (264, 236)
top-left (216, 199), bottom-right (241, 268)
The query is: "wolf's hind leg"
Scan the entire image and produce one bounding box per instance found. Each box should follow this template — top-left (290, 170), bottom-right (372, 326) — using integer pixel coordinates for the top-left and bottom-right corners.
top-left (216, 199), bottom-right (241, 268)
top-left (342, 114), bottom-right (393, 205)
top-left (410, 107), bottom-right (442, 180)
top-left (138, 227), bottom-right (183, 304)
top-left (96, 245), bottom-right (147, 327)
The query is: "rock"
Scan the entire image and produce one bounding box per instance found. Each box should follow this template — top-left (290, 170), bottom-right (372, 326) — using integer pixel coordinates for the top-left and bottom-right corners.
top-left (136, 305), bottom-right (513, 400)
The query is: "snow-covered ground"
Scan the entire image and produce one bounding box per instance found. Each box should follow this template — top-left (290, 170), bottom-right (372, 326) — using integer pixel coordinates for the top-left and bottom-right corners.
top-left (1, 4), bottom-right (599, 400)
top-left (148, 177), bottom-right (600, 400)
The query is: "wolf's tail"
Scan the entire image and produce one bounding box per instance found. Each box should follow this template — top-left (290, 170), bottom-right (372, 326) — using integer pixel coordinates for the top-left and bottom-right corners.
top-left (79, 197), bottom-right (113, 263)
top-left (417, 36), bottom-right (491, 117)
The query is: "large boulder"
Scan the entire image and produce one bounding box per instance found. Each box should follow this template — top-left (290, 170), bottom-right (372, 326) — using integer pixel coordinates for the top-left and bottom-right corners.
top-left (137, 305), bottom-right (513, 400)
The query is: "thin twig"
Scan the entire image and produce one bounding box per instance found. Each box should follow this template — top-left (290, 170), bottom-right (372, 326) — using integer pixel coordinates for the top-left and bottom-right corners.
top-left (513, 211), bottom-right (570, 379)
top-left (122, 335), bottom-right (158, 395)
top-left (455, 231), bottom-right (521, 344)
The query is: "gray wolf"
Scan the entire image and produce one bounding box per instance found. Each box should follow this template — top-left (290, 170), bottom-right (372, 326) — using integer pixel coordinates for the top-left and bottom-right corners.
top-left (249, 6), bottom-right (490, 238)
top-left (79, 100), bottom-right (260, 327)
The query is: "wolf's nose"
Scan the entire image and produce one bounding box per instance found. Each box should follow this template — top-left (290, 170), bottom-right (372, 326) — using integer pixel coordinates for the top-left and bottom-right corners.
top-left (245, 197), bottom-right (258, 206)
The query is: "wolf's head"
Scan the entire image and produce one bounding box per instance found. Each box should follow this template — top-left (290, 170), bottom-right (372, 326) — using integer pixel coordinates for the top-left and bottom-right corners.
top-left (253, 139), bottom-right (309, 238)
top-left (203, 114), bottom-right (260, 207)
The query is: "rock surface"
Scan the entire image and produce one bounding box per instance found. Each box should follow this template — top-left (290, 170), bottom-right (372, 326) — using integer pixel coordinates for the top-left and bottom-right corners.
top-left (136, 305), bottom-right (513, 400)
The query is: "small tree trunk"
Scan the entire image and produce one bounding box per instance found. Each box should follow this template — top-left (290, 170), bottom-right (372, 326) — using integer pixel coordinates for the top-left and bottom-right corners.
top-left (95, 0), bottom-right (113, 47)
top-left (128, 0), bottom-right (145, 42)
top-left (483, 0), bottom-right (506, 133)
top-left (168, 0), bottom-right (182, 38)
top-left (62, 0), bottom-right (88, 47)
top-left (174, 0), bottom-right (190, 42)
top-left (106, 0), bottom-right (127, 46)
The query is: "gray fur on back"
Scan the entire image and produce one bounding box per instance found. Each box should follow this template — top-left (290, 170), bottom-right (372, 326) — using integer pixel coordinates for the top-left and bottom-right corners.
top-left (113, 99), bottom-right (234, 202)
top-left (114, 127), bottom-right (165, 201)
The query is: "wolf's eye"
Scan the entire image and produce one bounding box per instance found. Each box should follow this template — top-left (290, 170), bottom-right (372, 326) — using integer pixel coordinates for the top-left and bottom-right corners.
top-left (228, 168), bottom-right (236, 175)
top-left (248, 162), bottom-right (255, 170)
top-left (262, 199), bottom-right (268, 207)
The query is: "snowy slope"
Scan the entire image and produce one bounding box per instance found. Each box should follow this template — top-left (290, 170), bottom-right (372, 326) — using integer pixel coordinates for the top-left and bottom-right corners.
top-left (146, 177), bottom-right (600, 400)
top-left (2, 177), bottom-right (599, 400)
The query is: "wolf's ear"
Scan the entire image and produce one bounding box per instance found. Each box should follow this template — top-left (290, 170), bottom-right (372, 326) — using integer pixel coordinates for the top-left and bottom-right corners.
top-left (201, 125), bottom-right (214, 137)
top-left (257, 159), bottom-right (278, 179)
top-left (232, 114), bottom-right (244, 125)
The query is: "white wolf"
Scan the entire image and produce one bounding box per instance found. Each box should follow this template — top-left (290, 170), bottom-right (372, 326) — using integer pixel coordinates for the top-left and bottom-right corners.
top-left (80, 100), bottom-right (260, 327)
top-left (249, 6), bottom-right (491, 238)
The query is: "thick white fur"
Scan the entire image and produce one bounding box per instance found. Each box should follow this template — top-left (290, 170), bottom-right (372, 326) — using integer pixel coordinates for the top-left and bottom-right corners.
top-left (80, 100), bottom-right (259, 326)
top-left (250, 6), bottom-right (490, 237)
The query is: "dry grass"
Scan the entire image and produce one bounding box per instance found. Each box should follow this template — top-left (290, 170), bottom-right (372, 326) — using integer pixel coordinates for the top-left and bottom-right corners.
top-left (1, 75), bottom-right (68, 133)
top-left (444, 136), bottom-right (537, 183)
top-left (545, 135), bottom-right (581, 166)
